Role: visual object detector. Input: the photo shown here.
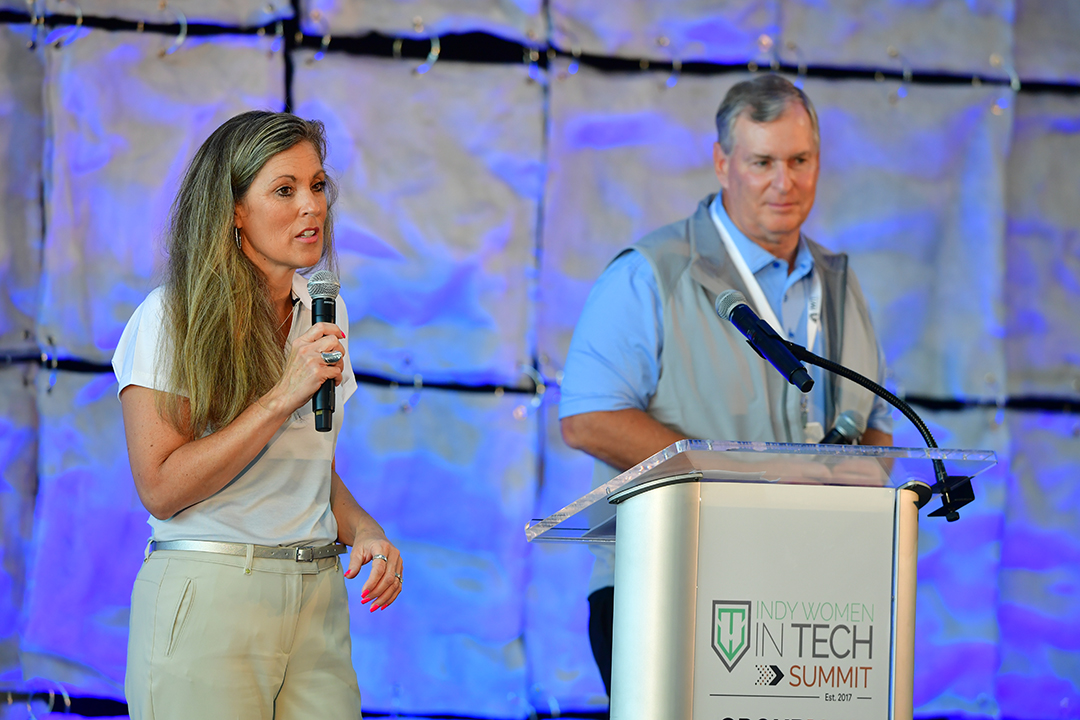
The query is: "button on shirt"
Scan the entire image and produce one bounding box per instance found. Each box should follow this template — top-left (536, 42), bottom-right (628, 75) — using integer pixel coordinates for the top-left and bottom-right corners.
top-left (559, 194), bottom-right (892, 437)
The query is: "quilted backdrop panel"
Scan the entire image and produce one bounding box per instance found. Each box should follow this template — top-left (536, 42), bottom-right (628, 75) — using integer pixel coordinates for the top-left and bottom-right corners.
top-left (996, 411), bottom-right (1080, 718)
top-left (19, 372), bottom-right (142, 698)
top-left (781, 0), bottom-right (1013, 77)
top-left (1014, 0), bottom-right (1080, 84)
top-left (1005, 91), bottom-right (1080, 398)
top-left (802, 77), bottom-right (1011, 400)
top-left (36, 31), bottom-right (284, 363)
top-left (550, 0), bottom-right (774, 64)
top-left (0, 367), bottom-right (38, 684)
top-left (293, 53), bottom-right (543, 387)
top-left (538, 59), bottom-right (733, 383)
top-left (40, 0), bottom-right (291, 26)
top-left (300, 0), bottom-right (544, 43)
top-left (0, 26), bottom-right (44, 353)
top-left (334, 383), bottom-right (539, 718)
top-left (523, 398), bottom-right (606, 712)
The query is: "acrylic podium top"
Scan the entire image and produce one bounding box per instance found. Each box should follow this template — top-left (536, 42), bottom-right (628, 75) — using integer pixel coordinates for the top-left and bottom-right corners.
top-left (525, 439), bottom-right (996, 543)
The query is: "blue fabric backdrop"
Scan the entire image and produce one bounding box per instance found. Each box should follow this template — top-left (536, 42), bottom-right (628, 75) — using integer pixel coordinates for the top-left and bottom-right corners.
top-left (0, 1), bottom-right (1078, 718)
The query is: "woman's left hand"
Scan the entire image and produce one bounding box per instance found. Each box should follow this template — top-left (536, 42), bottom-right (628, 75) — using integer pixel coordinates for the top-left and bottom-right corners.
top-left (345, 531), bottom-right (403, 611)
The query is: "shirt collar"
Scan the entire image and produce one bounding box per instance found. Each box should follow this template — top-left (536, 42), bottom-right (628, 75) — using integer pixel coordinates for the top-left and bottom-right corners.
top-left (710, 193), bottom-right (815, 278)
top-left (292, 271), bottom-right (312, 309)
top-left (791, 236), bottom-right (814, 281)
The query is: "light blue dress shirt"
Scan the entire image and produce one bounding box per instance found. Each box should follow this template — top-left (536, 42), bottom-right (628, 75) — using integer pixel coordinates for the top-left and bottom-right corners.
top-left (559, 195), bottom-right (893, 436)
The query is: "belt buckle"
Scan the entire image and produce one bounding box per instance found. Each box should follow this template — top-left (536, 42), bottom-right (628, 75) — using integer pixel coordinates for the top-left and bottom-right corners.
top-left (295, 546), bottom-right (314, 562)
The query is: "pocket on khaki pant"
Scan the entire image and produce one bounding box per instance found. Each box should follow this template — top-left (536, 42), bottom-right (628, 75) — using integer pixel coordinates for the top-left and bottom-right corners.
top-left (164, 578), bottom-right (195, 657)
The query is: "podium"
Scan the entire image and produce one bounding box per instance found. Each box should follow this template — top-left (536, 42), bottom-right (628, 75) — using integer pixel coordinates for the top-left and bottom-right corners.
top-left (526, 440), bottom-right (996, 720)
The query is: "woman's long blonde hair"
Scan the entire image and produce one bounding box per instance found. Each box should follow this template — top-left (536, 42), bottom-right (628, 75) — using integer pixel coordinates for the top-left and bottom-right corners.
top-left (160, 111), bottom-right (338, 438)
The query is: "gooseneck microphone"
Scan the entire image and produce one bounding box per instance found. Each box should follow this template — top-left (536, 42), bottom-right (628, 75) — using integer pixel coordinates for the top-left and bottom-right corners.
top-left (307, 270), bottom-right (340, 433)
top-left (820, 409), bottom-right (866, 445)
top-left (719, 293), bottom-right (976, 522)
top-left (714, 290), bottom-right (814, 393)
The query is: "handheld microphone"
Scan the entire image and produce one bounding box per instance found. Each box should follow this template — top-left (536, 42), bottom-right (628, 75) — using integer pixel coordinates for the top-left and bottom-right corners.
top-left (714, 290), bottom-right (814, 393)
top-left (307, 270), bottom-right (340, 433)
top-left (820, 409), bottom-right (866, 445)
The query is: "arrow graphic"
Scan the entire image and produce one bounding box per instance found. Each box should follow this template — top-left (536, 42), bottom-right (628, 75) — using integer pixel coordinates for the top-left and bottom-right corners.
top-left (769, 665), bottom-right (785, 686)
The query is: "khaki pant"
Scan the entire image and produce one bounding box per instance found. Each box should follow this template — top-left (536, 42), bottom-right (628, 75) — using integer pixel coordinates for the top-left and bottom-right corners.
top-left (125, 549), bottom-right (362, 719)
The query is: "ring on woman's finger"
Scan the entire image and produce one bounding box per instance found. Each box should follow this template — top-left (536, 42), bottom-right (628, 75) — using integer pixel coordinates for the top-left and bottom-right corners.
top-left (394, 572), bottom-right (402, 583)
top-left (371, 554), bottom-right (388, 563)
top-left (321, 350), bottom-right (343, 365)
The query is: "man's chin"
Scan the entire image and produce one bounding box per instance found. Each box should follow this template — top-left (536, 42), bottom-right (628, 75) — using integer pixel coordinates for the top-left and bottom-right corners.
top-left (761, 221), bottom-right (803, 238)
top-left (761, 212), bottom-right (807, 235)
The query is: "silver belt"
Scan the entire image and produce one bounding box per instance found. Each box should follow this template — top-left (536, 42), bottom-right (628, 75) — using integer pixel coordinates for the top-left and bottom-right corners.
top-left (149, 539), bottom-right (347, 562)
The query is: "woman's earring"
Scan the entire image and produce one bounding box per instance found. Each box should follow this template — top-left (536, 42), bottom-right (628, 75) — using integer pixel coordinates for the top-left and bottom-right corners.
top-left (234, 227), bottom-right (242, 250)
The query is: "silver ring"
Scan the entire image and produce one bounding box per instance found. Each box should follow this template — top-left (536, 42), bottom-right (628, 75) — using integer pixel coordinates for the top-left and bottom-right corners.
top-left (371, 554), bottom-right (388, 563)
top-left (321, 350), bottom-right (343, 365)
top-left (394, 572), bottom-right (402, 583)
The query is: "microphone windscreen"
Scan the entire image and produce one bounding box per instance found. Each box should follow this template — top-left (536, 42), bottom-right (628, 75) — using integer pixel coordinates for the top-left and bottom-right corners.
top-left (307, 270), bottom-right (340, 301)
top-left (835, 409), bottom-right (866, 440)
top-left (714, 289), bottom-right (748, 321)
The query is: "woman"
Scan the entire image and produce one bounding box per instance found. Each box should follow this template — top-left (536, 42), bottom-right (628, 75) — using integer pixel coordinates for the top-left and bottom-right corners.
top-left (112, 111), bottom-right (400, 718)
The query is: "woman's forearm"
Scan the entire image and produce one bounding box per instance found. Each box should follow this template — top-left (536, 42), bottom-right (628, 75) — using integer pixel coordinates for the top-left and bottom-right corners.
top-left (329, 469), bottom-right (385, 546)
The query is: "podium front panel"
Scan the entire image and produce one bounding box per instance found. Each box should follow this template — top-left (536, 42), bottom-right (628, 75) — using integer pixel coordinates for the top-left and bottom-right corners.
top-left (610, 481), bottom-right (917, 720)
top-left (691, 483), bottom-right (894, 719)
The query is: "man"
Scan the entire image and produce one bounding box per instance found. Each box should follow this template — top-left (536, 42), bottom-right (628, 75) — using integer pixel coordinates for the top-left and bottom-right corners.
top-left (558, 74), bottom-right (893, 695)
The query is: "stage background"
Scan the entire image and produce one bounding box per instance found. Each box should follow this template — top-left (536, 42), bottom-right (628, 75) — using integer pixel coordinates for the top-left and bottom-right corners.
top-left (0, 1), bottom-right (1078, 718)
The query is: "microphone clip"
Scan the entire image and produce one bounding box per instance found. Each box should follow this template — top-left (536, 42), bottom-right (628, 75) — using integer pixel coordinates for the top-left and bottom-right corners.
top-left (927, 476), bottom-right (976, 522)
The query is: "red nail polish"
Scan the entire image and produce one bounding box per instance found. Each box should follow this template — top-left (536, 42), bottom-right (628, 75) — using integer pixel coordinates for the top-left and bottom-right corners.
top-left (370, 604), bottom-right (377, 613)
top-left (362, 589), bottom-right (368, 598)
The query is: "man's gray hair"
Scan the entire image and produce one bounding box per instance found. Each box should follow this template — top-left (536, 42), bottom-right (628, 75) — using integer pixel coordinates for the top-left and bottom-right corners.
top-left (715, 75), bottom-right (820, 155)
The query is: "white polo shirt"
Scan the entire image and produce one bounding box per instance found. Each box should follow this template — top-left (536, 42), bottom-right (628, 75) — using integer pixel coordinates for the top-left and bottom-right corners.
top-left (112, 272), bottom-right (357, 546)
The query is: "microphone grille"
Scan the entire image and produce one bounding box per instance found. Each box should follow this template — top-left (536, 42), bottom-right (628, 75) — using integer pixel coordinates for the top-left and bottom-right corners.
top-left (307, 270), bottom-right (340, 301)
top-left (835, 410), bottom-right (867, 439)
top-left (714, 290), bottom-right (748, 321)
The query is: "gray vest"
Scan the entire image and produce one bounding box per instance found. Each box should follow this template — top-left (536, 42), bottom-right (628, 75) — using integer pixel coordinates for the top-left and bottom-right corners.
top-left (586, 196), bottom-right (882, 592)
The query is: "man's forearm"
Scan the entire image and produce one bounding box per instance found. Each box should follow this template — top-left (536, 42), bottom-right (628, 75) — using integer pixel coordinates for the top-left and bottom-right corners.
top-left (860, 428), bottom-right (892, 447)
top-left (561, 408), bottom-right (686, 472)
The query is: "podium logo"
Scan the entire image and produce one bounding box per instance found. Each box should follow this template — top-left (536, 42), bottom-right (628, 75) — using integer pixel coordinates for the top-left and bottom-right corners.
top-left (712, 600), bottom-right (751, 671)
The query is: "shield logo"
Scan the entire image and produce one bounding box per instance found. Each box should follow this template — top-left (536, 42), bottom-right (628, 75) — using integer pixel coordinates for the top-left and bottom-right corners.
top-left (712, 600), bottom-right (751, 671)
